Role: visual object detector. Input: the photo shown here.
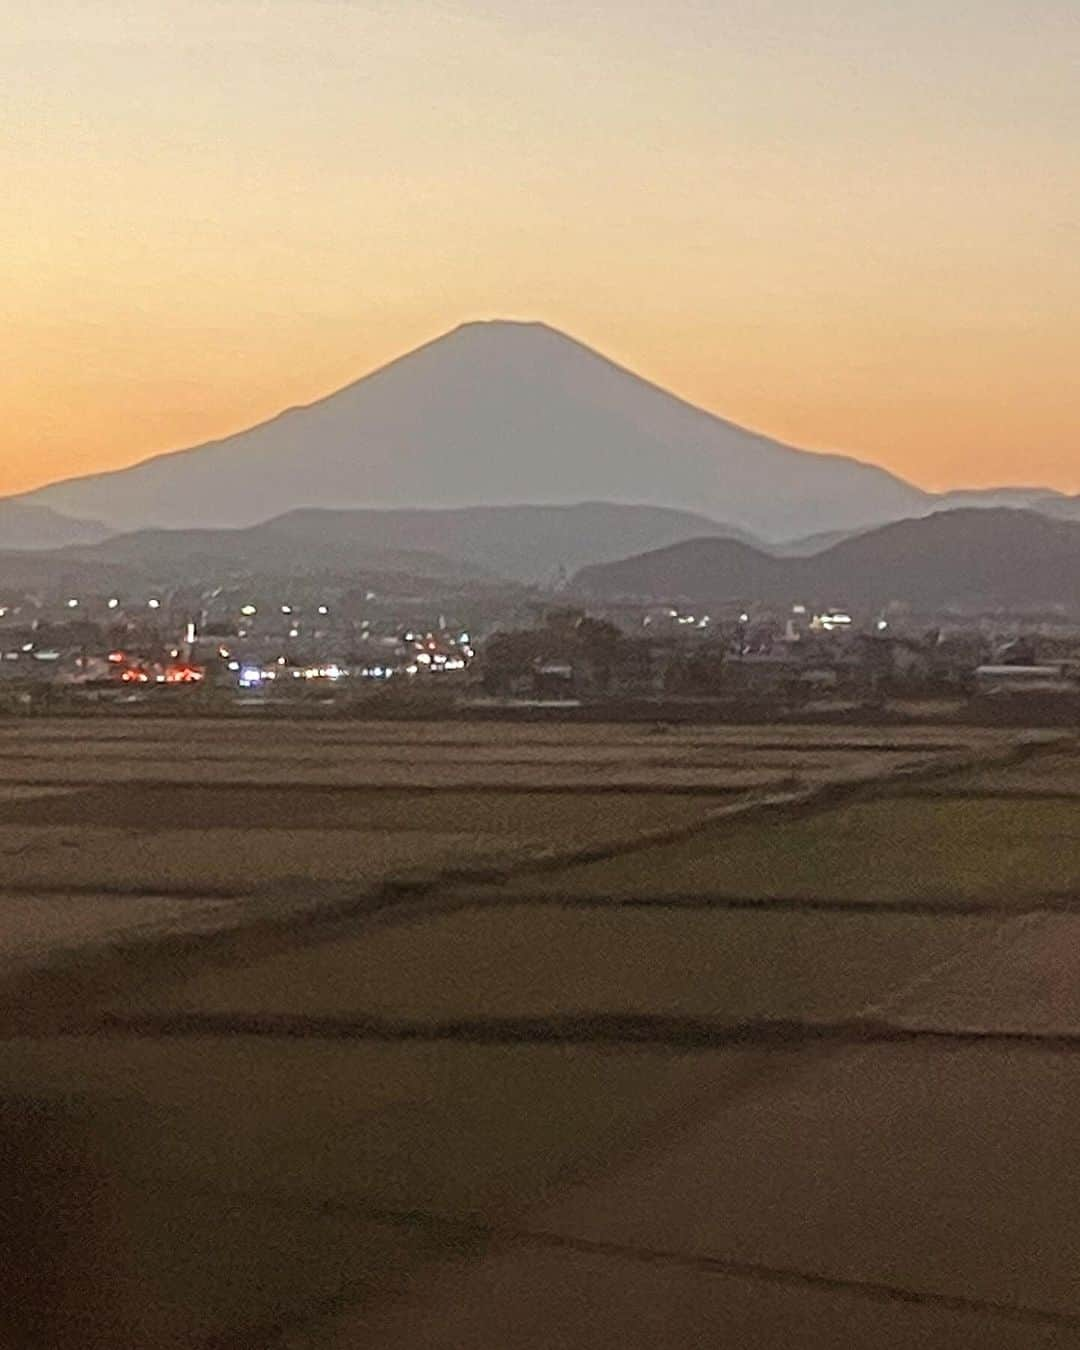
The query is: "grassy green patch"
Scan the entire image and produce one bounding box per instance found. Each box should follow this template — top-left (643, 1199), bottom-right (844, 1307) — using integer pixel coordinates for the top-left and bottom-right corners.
top-left (501, 798), bottom-right (1080, 903)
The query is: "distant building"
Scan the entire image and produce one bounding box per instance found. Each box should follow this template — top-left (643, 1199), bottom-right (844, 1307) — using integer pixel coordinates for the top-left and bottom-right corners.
top-left (974, 664), bottom-right (1075, 696)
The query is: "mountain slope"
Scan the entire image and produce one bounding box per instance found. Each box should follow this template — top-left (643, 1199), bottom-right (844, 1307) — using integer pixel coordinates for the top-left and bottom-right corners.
top-left (50, 527), bottom-right (491, 588)
top-left (1035, 494), bottom-right (1080, 522)
top-left (11, 321), bottom-right (928, 540)
top-left (935, 487), bottom-right (1067, 511)
top-left (575, 509), bottom-right (1080, 612)
top-left (263, 503), bottom-right (758, 582)
top-left (35, 503), bottom-right (751, 587)
top-left (0, 501), bottom-right (112, 551)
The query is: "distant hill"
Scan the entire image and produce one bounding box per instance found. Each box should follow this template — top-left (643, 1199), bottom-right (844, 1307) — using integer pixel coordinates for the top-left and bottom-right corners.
top-left (263, 503), bottom-right (758, 583)
top-left (49, 527), bottom-right (490, 589)
top-left (11, 503), bottom-right (755, 588)
top-left (0, 550), bottom-right (145, 596)
top-left (1035, 494), bottom-right (1080, 522)
top-left (0, 534), bottom-right (501, 607)
top-left (0, 501), bottom-right (112, 551)
top-left (9, 320), bottom-right (928, 540)
top-left (934, 487), bottom-right (1067, 512)
top-left (574, 509), bottom-right (1080, 612)
top-left (772, 527), bottom-right (857, 556)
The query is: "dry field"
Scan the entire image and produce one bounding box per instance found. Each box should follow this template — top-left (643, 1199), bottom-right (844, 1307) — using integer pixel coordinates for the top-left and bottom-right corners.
top-left (2, 716), bottom-right (1080, 1348)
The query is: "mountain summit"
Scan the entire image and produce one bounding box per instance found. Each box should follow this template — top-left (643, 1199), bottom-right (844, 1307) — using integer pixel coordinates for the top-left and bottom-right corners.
top-left (13, 320), bottom-right (927, 539)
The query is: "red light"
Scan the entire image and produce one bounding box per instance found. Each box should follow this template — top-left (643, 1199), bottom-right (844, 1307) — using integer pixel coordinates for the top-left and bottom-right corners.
top-left (164, 664), bottom-right (205, 684)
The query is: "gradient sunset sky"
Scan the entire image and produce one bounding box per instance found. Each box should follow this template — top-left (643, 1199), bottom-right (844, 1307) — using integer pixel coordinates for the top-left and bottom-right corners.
top-left (5, 0), bottom-right (1078, 497)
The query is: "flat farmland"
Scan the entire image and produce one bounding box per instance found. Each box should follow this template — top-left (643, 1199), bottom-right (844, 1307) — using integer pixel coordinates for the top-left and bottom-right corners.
top-left (491, 796), bottom-right (1080, 905)
top-left (118, 903), bottom-right (994, 1024)
top-left (0, 718), bottom-right (1019, 927)
top-left (2, 716), bottom-right (1079, 1348)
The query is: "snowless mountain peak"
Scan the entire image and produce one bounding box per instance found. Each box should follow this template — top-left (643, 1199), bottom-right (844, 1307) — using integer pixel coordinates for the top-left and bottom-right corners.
top-left (12, 319), bottom-right (928, 538)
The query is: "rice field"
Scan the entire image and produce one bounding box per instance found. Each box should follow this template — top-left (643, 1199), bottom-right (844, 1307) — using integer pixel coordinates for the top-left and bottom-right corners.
top-left (1, 716), bottom-right (1078, 1347)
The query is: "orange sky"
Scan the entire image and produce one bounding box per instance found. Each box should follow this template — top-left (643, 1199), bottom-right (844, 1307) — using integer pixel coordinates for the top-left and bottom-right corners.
top-left (4, 0), bottom-right (1078, 497)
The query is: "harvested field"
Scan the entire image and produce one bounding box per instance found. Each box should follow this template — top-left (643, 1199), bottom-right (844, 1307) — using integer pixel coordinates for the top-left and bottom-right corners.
top-left (494, 796), bottom-right (1080, 905)
top-left (0, 718), bottom-right (1005, 794)
top-left (907, 751), bottom-right (1080, 798)
top-left (0, 1035), bottom-right (741, 1343)
top-left (1, 717), bottom-right (1078, 1347)
top-left (121, 904), bottom-right (995, 1025)
top-left (0, 783), bottom-right (733, 835)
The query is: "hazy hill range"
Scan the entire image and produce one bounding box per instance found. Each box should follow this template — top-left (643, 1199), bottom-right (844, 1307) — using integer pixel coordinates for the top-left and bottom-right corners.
top-left (45, 529), bottom-right (490, 589)
top-left (20, 503), bottom-right (752, 588)
top-left (574, 509), bottom-right (1080, 612)
top-left (0, 536), bottom-right (500, 604)
top-left (1035, 494), bottom-right (1080, 522)
top-left (935, 487), bottom-right (1069, 512)
top-left (10, 321), bottom-right (929, 541)
top-left (262, 503), bottom-right (757, 582)
top-left (0, 501), bottom-right (112, 551)
top-left (0, 550), bottom-right (146, 597)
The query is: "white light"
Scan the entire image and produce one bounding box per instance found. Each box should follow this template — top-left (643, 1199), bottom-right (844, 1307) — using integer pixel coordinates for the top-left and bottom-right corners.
top-left (66, 598), bottom-right (79, 609)
top-left (281, 605), bottom-right (292, 615)
top-left (289, 627), bottom-right (299, 638)
top-left (108, 598), bottom-right (119, 609)
top-left (318, 605), bottom-right (329, 616)
top-left (405, 664), bottom-right (419, 675)
top-left (227, 660), bottom-right (240, 671)
top-left (240, 604), bottom-right (257, 617)
top-left (148, 598), bottom-right (161, 610)
top-left (877, 619), bottom-right (889, 631)
top-left (739, 612), bottom-right (749, 623)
